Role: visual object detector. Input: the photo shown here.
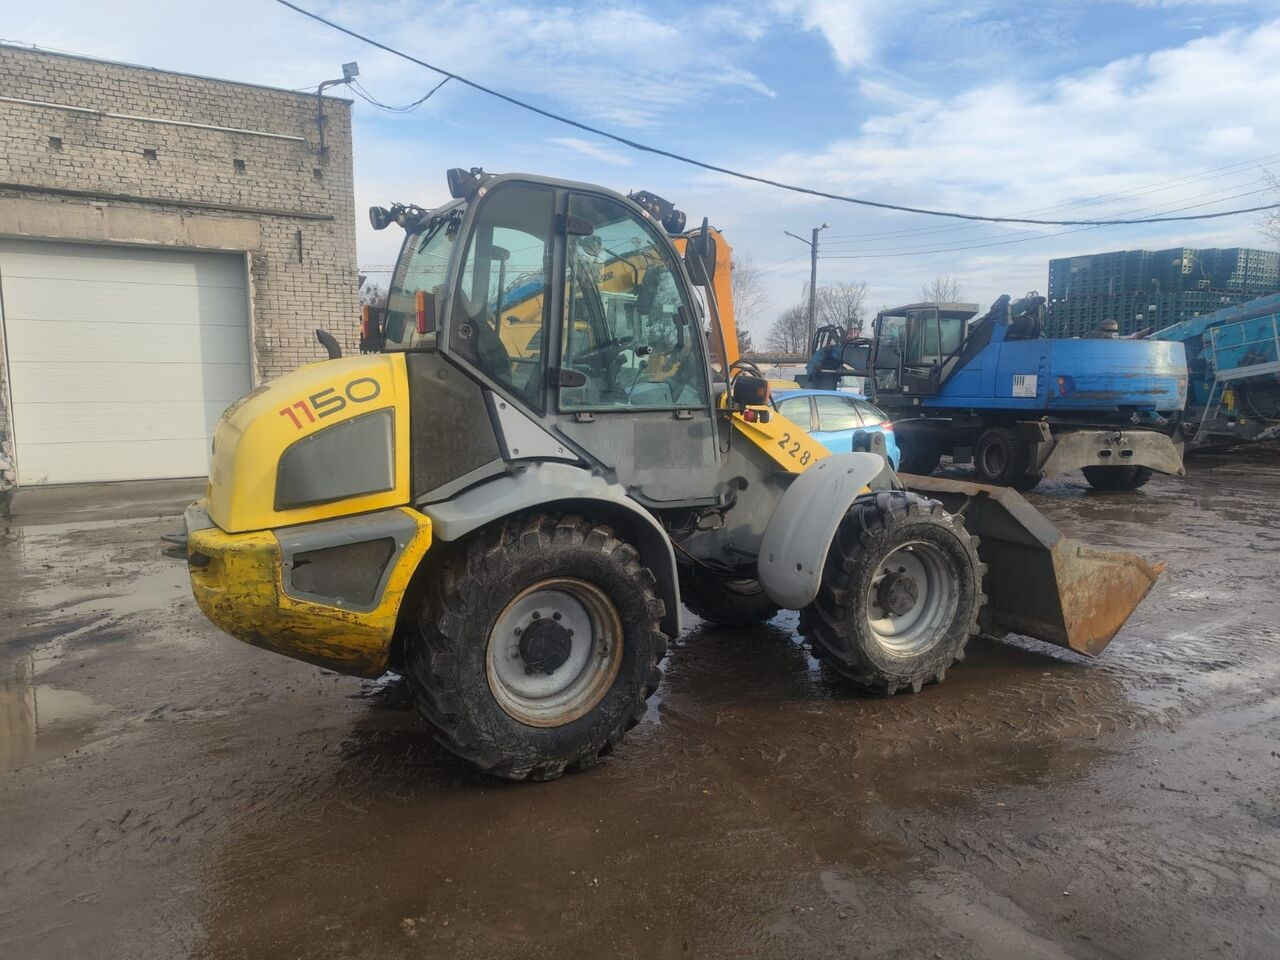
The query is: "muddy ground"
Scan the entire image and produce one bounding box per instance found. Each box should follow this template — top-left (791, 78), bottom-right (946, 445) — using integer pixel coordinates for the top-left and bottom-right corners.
top-left (1, 452), bottom-right (1278, 960)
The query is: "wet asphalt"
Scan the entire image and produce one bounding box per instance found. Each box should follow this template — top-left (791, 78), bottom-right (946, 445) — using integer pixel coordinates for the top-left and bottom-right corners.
top-left (1, 451), bottom-right (1278, 960)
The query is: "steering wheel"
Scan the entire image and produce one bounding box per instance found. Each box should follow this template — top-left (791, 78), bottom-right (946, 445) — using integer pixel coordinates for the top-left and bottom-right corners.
top-left (574, 336), bottom-right (635, 369)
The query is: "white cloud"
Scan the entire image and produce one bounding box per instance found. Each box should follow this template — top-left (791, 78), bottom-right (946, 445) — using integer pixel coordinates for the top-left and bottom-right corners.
top-left (7, 2), bottom-right (1278, 329)
top-left (2, 1), bottom-right (776, 128)
top-left (547, 137), bottom-right (633, 166)
top-left (641, 18), bottom-right (1280, 332)
top-left (768, 0), bottom-right (886, 69)
top-left (753, 21), bottom-right (1280, 220)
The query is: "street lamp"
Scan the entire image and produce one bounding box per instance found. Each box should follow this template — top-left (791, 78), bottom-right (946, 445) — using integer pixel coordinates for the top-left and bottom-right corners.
top-left (785, 223), bottom-right (830, 349)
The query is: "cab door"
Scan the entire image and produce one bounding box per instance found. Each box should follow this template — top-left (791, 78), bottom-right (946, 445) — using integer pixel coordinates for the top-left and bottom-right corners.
top-left (550, 191), bottom-right (721, 506)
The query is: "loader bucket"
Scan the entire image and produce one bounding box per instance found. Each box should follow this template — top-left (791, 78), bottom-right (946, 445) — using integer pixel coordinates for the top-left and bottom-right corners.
top-left (901, 475), bottom-right (1163, 656)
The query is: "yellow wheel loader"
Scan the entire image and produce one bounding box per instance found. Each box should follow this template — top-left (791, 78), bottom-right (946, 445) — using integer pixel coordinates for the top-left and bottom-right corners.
top-left (170, 168), bottom-right (1163, 781)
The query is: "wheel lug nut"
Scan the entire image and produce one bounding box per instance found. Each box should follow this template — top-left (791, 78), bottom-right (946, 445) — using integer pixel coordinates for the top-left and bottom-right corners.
top-left (532, 611), bottom-right (541, 619)
top-left (552, 612), bottom-right (562, 621)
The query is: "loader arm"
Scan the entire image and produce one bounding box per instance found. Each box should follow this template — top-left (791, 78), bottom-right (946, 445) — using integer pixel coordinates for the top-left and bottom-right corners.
top-left (673, 226), bottom-right (739, 371)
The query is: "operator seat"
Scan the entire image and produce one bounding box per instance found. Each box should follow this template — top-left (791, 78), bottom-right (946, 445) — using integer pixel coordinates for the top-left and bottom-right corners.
top-left (472, 313), bottom-right (514, 385)
top-left (452, 287), bottom-right (522, 397)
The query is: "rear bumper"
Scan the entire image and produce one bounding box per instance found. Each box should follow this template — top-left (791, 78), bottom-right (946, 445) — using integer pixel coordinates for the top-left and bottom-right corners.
top-left (176, 500), bottom-right (432, 677)
top-left (1037, 428), bottom-right (1185, 478)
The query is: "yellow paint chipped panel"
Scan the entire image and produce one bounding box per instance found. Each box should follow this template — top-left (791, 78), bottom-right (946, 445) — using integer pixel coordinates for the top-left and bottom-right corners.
top-left (188, 506), bottom-right (432, 677)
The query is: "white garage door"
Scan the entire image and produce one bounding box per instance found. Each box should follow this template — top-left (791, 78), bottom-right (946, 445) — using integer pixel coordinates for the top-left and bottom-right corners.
top-left (0, 240), bottom-right (252, 485)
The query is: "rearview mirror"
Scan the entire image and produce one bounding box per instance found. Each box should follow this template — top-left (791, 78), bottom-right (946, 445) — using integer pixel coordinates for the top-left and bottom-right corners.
top-left (684, 217), bottom-right (716, 287)
top-left (369, 206), bottom-right (392, 231)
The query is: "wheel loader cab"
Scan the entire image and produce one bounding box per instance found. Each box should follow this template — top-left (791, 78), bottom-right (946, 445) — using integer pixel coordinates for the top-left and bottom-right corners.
top-left (381, 175), bottom-right (724, 508)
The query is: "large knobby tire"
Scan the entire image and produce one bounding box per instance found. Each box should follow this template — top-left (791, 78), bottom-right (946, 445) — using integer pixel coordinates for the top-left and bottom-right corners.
top-left (1082, 465), bottom-right (1153, 491)
top-left (800, 491), bottom-right (985, 695)
top-left (407, 514), bottom-right (667, 781)
top-left (973, 428), bottom-right (1034, 487)
top-left (679, 565), bottom-right (779, 627)
top-left (897, 434), bottom-right (943, 476)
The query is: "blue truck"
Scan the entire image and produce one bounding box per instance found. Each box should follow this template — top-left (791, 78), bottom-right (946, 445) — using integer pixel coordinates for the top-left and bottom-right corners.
top-left (809, 293), bottom-right (1188, 490)
top-left (1150, 292), bottom-right (1280, 450)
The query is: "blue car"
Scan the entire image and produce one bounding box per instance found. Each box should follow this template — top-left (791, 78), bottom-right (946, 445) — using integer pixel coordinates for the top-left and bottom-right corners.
top-left (771, 388), bottom-right (901, 469)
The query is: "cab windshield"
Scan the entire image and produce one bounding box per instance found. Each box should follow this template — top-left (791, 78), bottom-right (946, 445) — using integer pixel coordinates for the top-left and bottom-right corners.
top-left (559, 194), bottom-right (710, 410)
top-left (384, 205), bottom-right (462, 350)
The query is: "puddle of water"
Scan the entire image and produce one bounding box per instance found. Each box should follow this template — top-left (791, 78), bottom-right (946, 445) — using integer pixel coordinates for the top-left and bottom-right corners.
top-left (0, 663), bottom-right (109, 773)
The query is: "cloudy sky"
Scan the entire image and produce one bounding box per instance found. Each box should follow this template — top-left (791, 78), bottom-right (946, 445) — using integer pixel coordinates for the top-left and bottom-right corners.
top-left (5, 1), bottom-right (1280, 342)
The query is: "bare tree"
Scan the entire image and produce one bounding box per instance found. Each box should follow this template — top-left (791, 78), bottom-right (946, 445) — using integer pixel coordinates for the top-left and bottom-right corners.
top-left (816, 281), bottom-right (869, 336)
top-left (766, 304), bottom-right (809, 353)
top-left (730, 254), bottom-right (768, 346)
top-left (920, 274), bottom-right (965, 304)
top-left (360, 281), bottom-right (389, 308)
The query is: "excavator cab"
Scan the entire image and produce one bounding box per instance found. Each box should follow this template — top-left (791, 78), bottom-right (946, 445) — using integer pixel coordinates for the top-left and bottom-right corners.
top-left (868, 302), bottom-right (977, 397)
top-left (173, 168), bottom-right (1164, 783)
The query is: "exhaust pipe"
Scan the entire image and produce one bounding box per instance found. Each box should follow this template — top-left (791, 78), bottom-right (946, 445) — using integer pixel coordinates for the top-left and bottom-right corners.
top-left (902, 475), bottom-right (1163, 656)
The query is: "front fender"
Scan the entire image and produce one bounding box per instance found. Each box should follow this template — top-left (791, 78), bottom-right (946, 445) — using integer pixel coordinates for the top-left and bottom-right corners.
top-left (421, 463), bottom-right (681, 639)
top-left (756, 452), bottom-right (886, 610)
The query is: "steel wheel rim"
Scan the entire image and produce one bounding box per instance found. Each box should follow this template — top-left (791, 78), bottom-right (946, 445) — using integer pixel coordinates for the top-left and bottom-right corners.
top-left (486, 578), bottom-right (623, 728)
top-left (866, 540), bottom-right (958, 656)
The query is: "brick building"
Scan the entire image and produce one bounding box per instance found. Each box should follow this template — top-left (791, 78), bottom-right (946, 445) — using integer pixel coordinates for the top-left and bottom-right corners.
top-left (1046, 246), bottom-right (1280, 338)
top-left (0, 45), bottom-right (358, 488)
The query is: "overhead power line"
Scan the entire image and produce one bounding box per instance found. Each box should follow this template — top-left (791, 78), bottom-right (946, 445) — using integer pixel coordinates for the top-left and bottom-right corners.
top-left (820, 180), bottom-right (1278, 258)
top-left (820, 185), bottom-right (1278, 261)
top-left (273, 0), bottom-right (1280, 228)
top-left (350, 76), bottom-right (450, 113)
top-left (820, 151), bottom-right (1280, 245)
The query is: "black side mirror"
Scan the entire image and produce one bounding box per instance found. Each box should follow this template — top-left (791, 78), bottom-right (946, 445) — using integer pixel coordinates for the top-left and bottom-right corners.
top-left (684, 217), bottom-right (716, 287)
top-left (732, 374), bottom-right (769, 407)
top-left (447, 167), bottom-right (486, 198)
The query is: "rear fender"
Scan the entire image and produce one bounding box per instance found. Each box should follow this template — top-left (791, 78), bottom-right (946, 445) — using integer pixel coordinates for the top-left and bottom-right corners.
top-left (421, 463), bottom-right (681, 639)
top-left (756, 452), bottom-right (886, 609)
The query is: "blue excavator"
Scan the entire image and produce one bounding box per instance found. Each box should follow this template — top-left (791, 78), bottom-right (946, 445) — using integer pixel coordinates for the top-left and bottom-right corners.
top-left (808, 293), bottom-right (1188, 490)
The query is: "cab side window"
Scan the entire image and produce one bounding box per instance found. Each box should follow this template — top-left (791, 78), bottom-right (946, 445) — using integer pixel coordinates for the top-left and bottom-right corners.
top-left (560, 194), bottom-right (710, 410)
top-left (449, 184), bottom-right (554, 411)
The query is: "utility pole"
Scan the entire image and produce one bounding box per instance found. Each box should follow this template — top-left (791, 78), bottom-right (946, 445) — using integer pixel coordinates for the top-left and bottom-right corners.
top-left (785, 223), bottom-right (829, 350)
